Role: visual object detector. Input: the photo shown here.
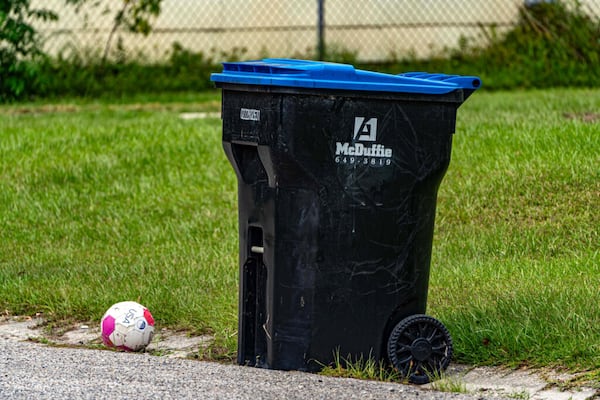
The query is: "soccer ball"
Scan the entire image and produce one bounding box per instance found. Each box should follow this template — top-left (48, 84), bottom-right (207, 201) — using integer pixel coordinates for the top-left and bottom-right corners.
top-left (100, 301), bottom-right (155, 351)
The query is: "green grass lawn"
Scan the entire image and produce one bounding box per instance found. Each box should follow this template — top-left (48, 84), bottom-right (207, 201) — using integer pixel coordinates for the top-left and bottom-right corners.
top-left (433, 89), bottom-right (599, 377)
top-left (0, 89), bottom-right (598, 376)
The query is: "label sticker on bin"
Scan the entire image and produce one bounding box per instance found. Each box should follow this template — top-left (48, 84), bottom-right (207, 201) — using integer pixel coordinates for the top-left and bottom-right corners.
top-left (211, 58), bottom-right (481, 95)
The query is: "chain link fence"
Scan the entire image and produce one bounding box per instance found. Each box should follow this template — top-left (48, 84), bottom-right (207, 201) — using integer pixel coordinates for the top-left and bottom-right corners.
top-left (34, 0), bottom-right (600, 63)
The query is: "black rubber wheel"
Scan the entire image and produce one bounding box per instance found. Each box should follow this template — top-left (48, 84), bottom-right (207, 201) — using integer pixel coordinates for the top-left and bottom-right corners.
top-left (387, 314), bottom-right (453, 384)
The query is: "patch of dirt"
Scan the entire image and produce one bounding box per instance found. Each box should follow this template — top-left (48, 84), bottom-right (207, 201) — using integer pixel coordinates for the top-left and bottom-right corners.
top-left (0, 102), bottom-right (221, 115)
top-left (563, 112), bottom-right (600, 123)
top-left (0, 315), bottom-right (212, 359)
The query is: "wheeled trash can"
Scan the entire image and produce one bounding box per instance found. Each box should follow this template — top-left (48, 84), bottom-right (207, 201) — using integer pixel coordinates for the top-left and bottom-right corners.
top-left (211, 59), bottom-right (480, 383)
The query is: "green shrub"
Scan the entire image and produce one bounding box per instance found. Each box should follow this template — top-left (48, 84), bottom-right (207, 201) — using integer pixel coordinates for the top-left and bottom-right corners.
top-left (474, 0), bottom-right (599, 88)
top-left (0, 0), bottom-right (57, 100)
top-left (379, 0), bottom-right (600, 89)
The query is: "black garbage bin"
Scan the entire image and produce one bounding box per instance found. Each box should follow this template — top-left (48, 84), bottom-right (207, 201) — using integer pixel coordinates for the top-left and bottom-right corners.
top-left (211, 59), bottom-right (480, 383)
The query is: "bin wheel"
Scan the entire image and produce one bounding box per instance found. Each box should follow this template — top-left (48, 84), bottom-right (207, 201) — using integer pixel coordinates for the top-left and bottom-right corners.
top-left (387, 314), bottom-right (453, 384)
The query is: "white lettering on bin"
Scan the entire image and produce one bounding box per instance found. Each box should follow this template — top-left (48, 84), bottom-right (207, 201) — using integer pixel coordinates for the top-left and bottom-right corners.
top-left (335, 117), bottom-right (393, 166)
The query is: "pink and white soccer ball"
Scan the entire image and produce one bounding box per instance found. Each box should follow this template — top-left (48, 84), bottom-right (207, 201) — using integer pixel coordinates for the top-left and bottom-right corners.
top-left (100, 301), bottom-right (155, 351)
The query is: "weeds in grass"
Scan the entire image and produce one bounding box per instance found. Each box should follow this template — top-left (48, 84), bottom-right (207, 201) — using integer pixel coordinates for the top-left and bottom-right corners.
top-left (198, 341), bottom-right (237, 363)
top-left (506, 390), bottom-right (531, 400)
top-left (319, 350), bottom-right (402, 383)
top-left (427, 373), bottom-right (468, 394)
top-left (319, 351), bottom-right (465, 387)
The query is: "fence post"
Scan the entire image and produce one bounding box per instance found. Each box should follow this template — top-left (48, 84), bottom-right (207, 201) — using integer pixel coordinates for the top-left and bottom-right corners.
top-left (317, 0), bottom-right (325, 60)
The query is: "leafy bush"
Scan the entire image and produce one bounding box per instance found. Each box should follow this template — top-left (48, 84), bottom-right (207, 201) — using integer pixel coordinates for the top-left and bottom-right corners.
top-left (472, 0), bottom-right (599, 88)
top-left (1, 0), bottom-right (168, 100)
top-left (381, 0), bottom-right (600, 89)
top-left (0, 0), bottom-right (57, 100)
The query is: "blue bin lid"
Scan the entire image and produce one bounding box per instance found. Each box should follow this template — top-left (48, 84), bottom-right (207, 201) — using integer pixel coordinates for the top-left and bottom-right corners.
top-left (210, 58), bottom-right (481, 95)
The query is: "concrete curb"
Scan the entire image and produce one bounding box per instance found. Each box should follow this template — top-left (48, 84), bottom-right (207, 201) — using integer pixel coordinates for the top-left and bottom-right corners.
top-left (1, 317), bottom-right (597, 400)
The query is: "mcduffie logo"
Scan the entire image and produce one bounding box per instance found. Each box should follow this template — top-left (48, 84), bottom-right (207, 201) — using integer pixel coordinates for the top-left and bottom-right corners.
top-left (335, 117), bottom-right (393, 166)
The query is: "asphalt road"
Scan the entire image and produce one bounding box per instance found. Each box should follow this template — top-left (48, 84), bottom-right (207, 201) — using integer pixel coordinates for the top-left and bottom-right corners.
top-left (0, 337), bottom-right (497, 400)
